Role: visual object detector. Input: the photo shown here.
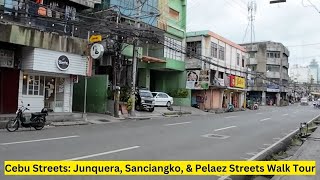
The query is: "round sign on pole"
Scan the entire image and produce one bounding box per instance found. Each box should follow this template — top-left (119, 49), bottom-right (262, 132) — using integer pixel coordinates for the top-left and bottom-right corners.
top-left (56, 55), bottom-right (70, 71)
top-left (90, 43), bottom-right (105, 59)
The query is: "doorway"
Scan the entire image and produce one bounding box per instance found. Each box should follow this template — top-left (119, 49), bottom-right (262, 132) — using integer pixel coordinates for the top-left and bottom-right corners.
top-left (0, 68), bottom-right (19, 114)
top-left (44, 77), bottom-right (56, 112)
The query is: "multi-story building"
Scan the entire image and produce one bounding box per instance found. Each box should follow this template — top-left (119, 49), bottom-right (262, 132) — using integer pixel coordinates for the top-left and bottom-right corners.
top-left (240, 41), bottom-right (290, 106)
top-left (186, 31), bottom-right (247, 110)
top-left (0, 0), bottom-right (97, 114)
top-left (309, 59), bottom-right (319, 84)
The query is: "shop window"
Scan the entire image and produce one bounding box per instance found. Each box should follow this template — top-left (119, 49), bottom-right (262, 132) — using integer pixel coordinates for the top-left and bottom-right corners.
top-left (23, 74), bottom-right (45, 96)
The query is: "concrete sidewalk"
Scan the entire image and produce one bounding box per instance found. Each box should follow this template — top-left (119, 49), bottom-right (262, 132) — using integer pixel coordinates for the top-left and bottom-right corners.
top-left (271, 127), bottom-right (320, 180)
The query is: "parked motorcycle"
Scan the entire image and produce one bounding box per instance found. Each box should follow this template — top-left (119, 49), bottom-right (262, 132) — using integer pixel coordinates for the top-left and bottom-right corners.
top-left (6, 102), bottom-right (48, 132)
top-left (226, 103), bottom-right (234, 112)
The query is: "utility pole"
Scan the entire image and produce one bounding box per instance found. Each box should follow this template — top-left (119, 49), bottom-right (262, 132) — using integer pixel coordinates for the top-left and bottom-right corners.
top-left (113, 11), bottom-right (121, 118)
top-left (130, 0), bottom-right (142, 116)
top-left (83, 31), bottom-right (90, 120)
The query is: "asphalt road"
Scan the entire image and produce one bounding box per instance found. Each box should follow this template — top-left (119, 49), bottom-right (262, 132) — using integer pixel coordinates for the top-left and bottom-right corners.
top-left (0, 104), bottom-right (319, 180)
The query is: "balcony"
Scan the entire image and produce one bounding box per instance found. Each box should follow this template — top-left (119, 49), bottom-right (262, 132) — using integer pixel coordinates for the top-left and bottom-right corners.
top-left (248, 58), bottom-right (257, 65)
top-left (69, 0), bottom-right (101, 8)
top-left (282, 59), bottom-right (289, 68)
top-left (266, 71), bottom-right (280, 79)
top-left (282, 73), bottom-right (289, 80)
top-left (266, 58), bottom-right (281, 66)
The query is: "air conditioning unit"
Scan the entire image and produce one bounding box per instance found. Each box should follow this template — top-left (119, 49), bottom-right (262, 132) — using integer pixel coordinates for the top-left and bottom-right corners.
top-left (100, 56), bottom-right (112, 66)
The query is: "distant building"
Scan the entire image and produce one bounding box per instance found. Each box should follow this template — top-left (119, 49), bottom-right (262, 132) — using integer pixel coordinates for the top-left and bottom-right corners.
top-left (240, 41), bottom-right (290, 106)
top-left (309, 59), bottom-right (319, 84)
top-left (289, 64), bottom-right (311, 83)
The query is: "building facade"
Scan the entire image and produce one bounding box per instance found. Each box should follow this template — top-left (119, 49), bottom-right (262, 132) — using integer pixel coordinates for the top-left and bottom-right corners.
top-left (0, 0), bottom-right (97, 114)
top-left (289, 64), bottom-right (311, 84)
top-left (309, 59), bottom-right (319, 84)
top-left (186, 31), bottom-right (247, 110)
top-left (241, 41), bottom-right (290, 106)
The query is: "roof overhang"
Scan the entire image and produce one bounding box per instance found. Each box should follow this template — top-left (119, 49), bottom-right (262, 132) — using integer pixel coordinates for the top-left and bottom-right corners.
top-left (142, 56), bottom-right (166, 63)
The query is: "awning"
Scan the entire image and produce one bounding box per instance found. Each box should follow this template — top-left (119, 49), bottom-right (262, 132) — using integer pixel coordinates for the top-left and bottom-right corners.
top-left (226, 87), bottom-right (248, 92)
top-left (141, 56), bottom-right (166, 63)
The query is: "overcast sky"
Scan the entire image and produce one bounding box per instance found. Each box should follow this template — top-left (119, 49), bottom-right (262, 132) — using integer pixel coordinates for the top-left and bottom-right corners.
top-left (187, 0), bottom-right (320, 66)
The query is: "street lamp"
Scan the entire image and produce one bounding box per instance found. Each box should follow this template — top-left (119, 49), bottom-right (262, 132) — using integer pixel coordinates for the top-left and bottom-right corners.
top-left (270, 0), bottom-right (286, 4)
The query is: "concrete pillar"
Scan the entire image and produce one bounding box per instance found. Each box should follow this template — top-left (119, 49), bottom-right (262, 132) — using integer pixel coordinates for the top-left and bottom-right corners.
top-left (276, 93), bottom-right (281, 106)
top-left (145, 68), bottom-right (150, 89)
top-left (262, 91), bottom-right (266, 106)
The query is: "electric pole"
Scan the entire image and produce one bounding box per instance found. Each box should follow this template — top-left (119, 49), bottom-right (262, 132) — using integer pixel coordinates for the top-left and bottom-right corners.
top-left (130, 0), bottom-right (142, 116)
top-left (113, 11), bottom-right (121, 118)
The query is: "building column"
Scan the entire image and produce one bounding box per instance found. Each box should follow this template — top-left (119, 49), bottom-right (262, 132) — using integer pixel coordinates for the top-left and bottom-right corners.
top-left (276, 93), bottom-right (281, 106)
top-left (262, 91), bottom-right (266, 106)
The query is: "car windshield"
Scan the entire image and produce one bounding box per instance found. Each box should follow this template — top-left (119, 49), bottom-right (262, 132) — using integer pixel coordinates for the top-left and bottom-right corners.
top-left (152, 93), bottom-right (157, 97)
top-left (139, 91), bottom-right (153, 98)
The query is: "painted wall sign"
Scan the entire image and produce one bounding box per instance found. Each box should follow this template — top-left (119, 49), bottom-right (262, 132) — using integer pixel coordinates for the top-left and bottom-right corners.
top-left (235, 77), bottom-right (245, 89)
top-left (56, 55), bottom-right (70, 71)
top-left (229, 75), bottom-right (235, 87)
top-left (89, 35), bottom-right (102, 43)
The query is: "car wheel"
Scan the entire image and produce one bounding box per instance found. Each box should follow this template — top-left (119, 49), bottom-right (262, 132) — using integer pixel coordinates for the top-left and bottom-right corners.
top-left (148, 107), bottom-right (154, 112)
top-left (166, 101), bottom-right (171, 107)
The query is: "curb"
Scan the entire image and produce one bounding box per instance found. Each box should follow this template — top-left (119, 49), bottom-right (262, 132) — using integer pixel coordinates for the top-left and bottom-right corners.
top-left (218, 114), bottom-right (320, 180)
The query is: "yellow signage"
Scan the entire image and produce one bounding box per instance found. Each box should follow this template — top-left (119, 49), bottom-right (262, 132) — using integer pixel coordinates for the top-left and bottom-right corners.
top-left (4, 161), bottom-right (316, 176)
top-left (89, 35), bottom-right (102, 43)
top-left (235, 77), bottom-right (245, 89)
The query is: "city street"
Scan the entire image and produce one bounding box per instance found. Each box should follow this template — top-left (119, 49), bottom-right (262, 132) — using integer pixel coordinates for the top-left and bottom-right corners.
top-left (0, 104), bottom-right (319, 180)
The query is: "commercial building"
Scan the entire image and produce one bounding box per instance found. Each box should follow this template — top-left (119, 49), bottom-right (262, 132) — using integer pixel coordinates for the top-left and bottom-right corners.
top-left (0, 0), bottom-right (97, 114)
top-left (186, 31), bottom-right (247, 111)
top-left (240, 41), bottom-right (290, 106)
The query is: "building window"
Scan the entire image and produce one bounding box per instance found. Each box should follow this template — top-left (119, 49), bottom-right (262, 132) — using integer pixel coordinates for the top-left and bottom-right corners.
top-left (164, 36), bottom-right (183, 61)
top-left (267, 51), bottom-right (281, 58)
top-left (23, 74), bottom-right (45, 96)
top-left (187, 41), bottom-right (202, 58)
top-left (211, 42), bottom-right (218, 58)
top-left (237, 53), bottom-right (240, 66)
top-left (266, 65), bottom-right (280, 72)
top-left (242, 56), bottom-right (245, 67)
top-left (218, 71), bottom-right (224, 79)
top-left (169, 8), bottom-right (179, 20)
top-left (248, 65), bottom-right (257, 71)
top-left (218, 45), bottom-right (225, 60)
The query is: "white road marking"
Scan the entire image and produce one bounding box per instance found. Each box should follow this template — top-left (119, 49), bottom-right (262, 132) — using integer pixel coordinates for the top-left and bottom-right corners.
top-left (246, 152), bottom-right (258, 156)
top-left (164, 122), bottom-right (192, 126)
top-left (65, 146), bottom-right (140, 161)
top-left (225, 116), bottom-right (237, 119)
top-left (259, 147), bottom-right (265, 150)
top-left (0, 135), bottom-right (79, 145)
top-left (260, 118), bottom-right (271, 122)
top-left (273, 137), bottom-right (281, 140)
top-left (282, 114), bottom-right (289, 116)
top-left (263, 144), bottom-right (272, 146)
top-left (256, 112), bottom-right (263, 115)
top-left (214, 126), bottom-right (237, 132)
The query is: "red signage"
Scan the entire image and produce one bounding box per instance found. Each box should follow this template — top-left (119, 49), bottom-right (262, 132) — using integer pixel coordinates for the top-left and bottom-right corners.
top-left (230, 75), bottom-right (235, 87)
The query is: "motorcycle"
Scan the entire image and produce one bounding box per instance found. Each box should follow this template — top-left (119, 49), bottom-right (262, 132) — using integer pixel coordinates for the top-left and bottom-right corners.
top-left (226, 103), bottom-right (234, 112)
top-left (6, 102), bottom-right (48, 132)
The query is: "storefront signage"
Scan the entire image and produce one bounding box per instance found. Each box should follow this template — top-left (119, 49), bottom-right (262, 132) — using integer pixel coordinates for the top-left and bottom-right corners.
top-left (90, 43), bottom-right (104, 59)
top-left (89, 35), bottom-right (102, 43)
top-left (56, 55), bottom-right (70, 71)
top-left (229, 75), bottom-right (235, 87)
top-left (267, 83), bottom-right (280, 92)
top-left (0, 49), bottom-right (14, 68)
top-left (186, 70), bottom-right (209, 90)
top-left (235, 77), bottom-right (245, 89)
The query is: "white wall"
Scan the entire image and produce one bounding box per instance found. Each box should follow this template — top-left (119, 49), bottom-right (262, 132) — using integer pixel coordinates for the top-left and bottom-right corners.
top-left (22, 48), bottom-right (87, 76)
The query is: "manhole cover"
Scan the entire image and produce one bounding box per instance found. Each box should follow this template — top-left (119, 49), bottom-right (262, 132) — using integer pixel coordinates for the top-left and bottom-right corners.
top-left (98, 119), bottom-right (110, 122)
top-left (202, 134), bottom-right (230, 139)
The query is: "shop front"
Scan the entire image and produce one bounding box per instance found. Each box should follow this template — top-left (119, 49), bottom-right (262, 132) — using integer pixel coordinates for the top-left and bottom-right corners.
top-left (224, 75), bottom-right (246, 108)
top-left (19, 48), bottom-right (87, 113)
top-left (0, 48), bottom-right (19, 114)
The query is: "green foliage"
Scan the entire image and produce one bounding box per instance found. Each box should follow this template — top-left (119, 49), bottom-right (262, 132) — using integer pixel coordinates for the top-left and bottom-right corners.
top-left (120, 86), bottom-right (131, 102)
top-left (127, 97), bottom-right (134, 111)
top-left (168, 89), bottom-right (189, 98)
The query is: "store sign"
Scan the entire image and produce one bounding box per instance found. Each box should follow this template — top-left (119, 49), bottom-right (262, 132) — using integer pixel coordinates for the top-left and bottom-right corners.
top-left (186, 70), bottom-right (209, 90)
top-left (0, 49), bottom-right (14, 68)
top-left (56, 55), bottom-right (70, 71)
top-left (229, 75), bottom-right (235, 87)
top-left (90, 43), bottom-right (104, 59)
top-left (267, 83), bottom-right (280, 92)
top-left (235, 77), bottom-right (245, 89)
top-left (89, 35), bottom-right (102, 43)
